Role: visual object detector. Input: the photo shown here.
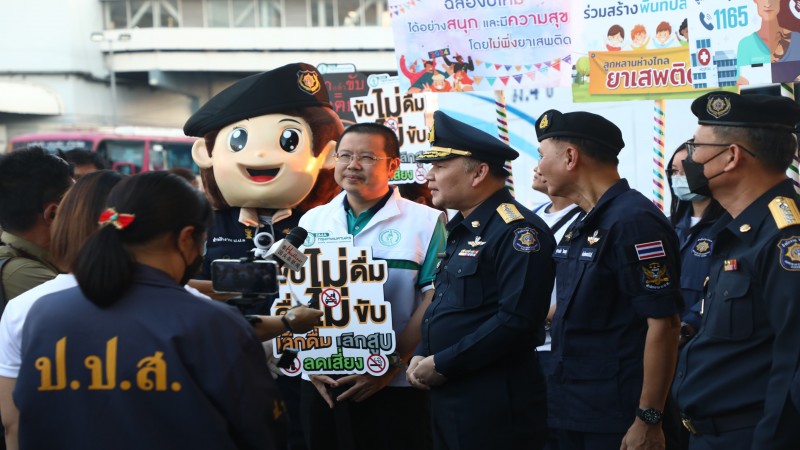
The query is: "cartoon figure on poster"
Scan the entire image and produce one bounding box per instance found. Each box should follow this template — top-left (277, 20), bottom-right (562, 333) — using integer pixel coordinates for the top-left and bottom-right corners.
top-left (183, 63), bottom-right (343, 290)
top-left (738, 0), bottom-right (800, 84)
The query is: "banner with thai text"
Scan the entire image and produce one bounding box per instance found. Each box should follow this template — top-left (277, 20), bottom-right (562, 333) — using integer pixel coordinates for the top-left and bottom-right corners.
top-left (689, 0), bottom-right (800, 88)
top-left (388, 0), bottom-right (575, 93)
top-left (573, 0), bottom-right (698, 101)
top-left (350, 74), bottom-right (433, 185)
top-left (271, 235), bottom-right (396, 377)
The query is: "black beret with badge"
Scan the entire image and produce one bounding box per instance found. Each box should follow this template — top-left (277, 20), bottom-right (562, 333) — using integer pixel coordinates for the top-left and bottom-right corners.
top-left (416, 110), bottom-right (519, 168)
top-left (184, 62), bottom-right (332, 137)
top-left (691, 91), bottom-right (800, 131)
top-left (535, 109), bottom-right (625, 155)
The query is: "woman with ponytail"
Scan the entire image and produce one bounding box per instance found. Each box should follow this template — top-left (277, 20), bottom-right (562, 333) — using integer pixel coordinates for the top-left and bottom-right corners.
top-left (13, 172), bottom-right (285, 450)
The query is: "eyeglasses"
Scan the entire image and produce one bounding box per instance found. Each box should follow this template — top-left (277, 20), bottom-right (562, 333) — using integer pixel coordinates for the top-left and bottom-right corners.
top-left (334, 152), bottom-right (393, 166)
top-left (684, 139), bottom-right (731, 158)
top-left (684, 139), bottom-right (757, 159)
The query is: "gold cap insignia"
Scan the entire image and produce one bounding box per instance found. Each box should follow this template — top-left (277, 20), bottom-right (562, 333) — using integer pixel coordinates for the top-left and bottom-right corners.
top-left (497, 203), bottom-right (524, 224)
top-left (769, 196), bottom-right (800, 229)
top-left (539, 113), bottom-right (550, 130)
top-left (416, 147), bottom-right (472, 161)
top-left (428, 124), bottom-right (435, 143)
top-left (739, 224), bottom-right (751, 233)
top-left (297, 70), bottom-right (321, 95)
top-left (707, 95), bottom-right (731, 118)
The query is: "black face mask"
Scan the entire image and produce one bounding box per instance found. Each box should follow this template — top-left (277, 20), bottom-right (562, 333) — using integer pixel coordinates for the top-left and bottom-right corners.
top-left (180, 255), bottom-right (204, 286)
top-left (684, 148), bottom-right (729, 197)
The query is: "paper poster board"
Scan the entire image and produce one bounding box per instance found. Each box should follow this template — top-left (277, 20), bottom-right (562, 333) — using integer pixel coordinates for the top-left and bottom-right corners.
top-left (271, 235), bottom-right (396, 377)
top-left (388, 0), bottom-right (575, 93)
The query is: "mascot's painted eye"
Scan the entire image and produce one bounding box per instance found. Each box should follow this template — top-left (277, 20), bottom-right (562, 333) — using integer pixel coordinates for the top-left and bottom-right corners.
top-left (280, 128), bottom-right (301, 152)
top-left (228, 127), bottom-right (248, 152)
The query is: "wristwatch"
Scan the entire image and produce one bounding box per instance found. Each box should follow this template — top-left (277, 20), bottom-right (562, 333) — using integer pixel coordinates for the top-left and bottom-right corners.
top-left (387, 352), bottom-right (406, 369)
top-left (281, 310), bottom-right (296, 333)
top-left (636, 407), bottom-right (663, 425)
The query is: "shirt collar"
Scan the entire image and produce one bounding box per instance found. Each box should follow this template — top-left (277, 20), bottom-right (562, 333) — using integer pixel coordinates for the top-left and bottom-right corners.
top-left (714, 178), bottom-right (797, 245)
top-left (343, 187), bottom-right (395, 217)
top-left (447, 187), bottom-right (514, 235)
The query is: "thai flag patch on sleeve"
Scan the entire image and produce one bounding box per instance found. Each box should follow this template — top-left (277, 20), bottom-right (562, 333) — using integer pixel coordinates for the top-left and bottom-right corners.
top-left (635, 241), bottom-right (666, 260)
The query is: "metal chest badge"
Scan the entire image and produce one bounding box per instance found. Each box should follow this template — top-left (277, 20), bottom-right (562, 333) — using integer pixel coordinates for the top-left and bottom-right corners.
top-left (513, 227), bottom-right (540, 253)
top-left (468, 236), bottom-right (487, 247)
top-left (587, 230), bottom-right (601, 245)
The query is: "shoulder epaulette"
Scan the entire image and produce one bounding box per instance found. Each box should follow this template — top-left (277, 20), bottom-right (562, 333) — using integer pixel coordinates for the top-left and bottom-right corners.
top-left (768, 196), bottom-right (800, 229)
top-left (497, 203), bottom-right (524, 224)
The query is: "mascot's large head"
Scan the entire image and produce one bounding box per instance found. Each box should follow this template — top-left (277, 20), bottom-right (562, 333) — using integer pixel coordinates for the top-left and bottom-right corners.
top-left (184, 63), bottom-right (343, 212)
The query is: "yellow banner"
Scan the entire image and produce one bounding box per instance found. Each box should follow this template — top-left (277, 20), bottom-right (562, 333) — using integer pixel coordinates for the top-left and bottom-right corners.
top-left (588, 47), bottom-right (694, 96)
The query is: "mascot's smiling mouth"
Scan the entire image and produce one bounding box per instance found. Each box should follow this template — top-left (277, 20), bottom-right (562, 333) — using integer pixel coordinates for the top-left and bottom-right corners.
top-left (245, 167), bottom-right (280, 183)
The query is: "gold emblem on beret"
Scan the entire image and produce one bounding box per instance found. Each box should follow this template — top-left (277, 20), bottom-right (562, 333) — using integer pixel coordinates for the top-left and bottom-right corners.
top-left (706, 95), bottom-right (731, 118)
top-left (297, 70), bottom-right (321, 95)
top-left (428, 124), bottom-right (435, 143)
top-left (539, 113), bottom-right (550, 130)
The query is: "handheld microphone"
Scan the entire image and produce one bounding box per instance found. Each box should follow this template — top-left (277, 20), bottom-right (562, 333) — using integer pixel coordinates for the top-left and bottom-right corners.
top-left (265, 227), bottom-right (309, 272)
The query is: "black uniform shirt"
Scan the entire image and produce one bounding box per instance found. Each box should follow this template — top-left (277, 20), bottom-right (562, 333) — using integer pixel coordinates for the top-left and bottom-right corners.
top-left (418, 188), bottom-right (555, 379)
top-left (548, 179), bottom-right (682, 433)
top-left (673, 179), bottom-right (800, 448)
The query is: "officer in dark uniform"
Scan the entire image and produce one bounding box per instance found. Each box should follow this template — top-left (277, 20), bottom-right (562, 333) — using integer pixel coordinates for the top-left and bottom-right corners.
top-left (672, 91), bottom-right (800, 449)
top-left (407, 110), bottom-right (556, 450)
top-left (534, 110), bottom-right (682, 450)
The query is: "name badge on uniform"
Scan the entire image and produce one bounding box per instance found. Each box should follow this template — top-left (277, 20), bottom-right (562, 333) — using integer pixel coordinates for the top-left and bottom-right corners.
top-left (553, 246), bottom-right (569, 259)
top-left (579, 248), bottom-right (597, 261)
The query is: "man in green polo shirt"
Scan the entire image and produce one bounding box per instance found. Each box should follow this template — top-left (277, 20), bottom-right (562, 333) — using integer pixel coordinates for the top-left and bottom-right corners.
top-left (298, 122), bottom-right (446, 450)
top-left (0, 147), bottom-right (73, 307)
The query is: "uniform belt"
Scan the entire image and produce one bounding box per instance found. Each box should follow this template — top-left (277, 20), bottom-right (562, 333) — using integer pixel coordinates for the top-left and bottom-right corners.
top-left (680, 408), bottom-right (762, 436)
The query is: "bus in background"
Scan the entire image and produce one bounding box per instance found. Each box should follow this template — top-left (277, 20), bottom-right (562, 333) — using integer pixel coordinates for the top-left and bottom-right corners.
top-left (8, 129), bottom-right (198, 175)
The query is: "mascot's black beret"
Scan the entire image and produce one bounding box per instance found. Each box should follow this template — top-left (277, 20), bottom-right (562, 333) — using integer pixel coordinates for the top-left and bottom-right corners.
top-left (184, 62), bottom-right (331, 137)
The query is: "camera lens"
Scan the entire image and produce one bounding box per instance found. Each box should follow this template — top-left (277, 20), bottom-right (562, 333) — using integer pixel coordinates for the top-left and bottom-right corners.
top-left (254, 232), bottom-right (274, 249)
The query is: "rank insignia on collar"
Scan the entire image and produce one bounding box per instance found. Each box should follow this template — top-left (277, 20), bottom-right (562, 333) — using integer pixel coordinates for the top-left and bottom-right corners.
top-left (739, 224), bottom-right (751, 233)
top-left (724, 259), bottom-right (738, 271)
top-left (468, 236), bottom-right (487, 247)
top-left (245, 228), bottom-right (254, 240)
top-left (471, 221), bottom-right (480, 228)
top-left (497, 203), bottom-right (524, 223)
top-left (642, 262), bottom-right (670, 290)
top-left (563, 231), bottom-right (573, 243)
top-left (587, 230), bottom-right (601, 245)
top-left (769, 197), bottom-right (800, 230)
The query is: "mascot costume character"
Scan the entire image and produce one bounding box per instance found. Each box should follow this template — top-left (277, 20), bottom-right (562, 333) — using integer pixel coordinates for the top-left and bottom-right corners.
top-left (184, 63), bottom-right (343, 450)
top-left (184, 62), bottom-right (342, 285)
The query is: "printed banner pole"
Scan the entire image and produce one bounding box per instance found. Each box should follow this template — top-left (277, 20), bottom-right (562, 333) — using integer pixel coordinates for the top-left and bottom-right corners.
top-left (652, 99), bottom-right (666, 212)
top-left (494, 90), bottom-right (514, 195)
top-left (781, 83), bottom-right (800, 193)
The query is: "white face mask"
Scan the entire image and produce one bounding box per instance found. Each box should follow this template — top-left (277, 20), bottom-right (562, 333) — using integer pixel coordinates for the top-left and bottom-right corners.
top-left (671, 175), bottom-right (707, 202)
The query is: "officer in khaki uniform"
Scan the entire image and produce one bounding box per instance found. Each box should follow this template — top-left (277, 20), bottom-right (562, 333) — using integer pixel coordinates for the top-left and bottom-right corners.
top-left (408, 111), bottom-right (555, 450)
top-left (673, 92), bottom-right (800, 449)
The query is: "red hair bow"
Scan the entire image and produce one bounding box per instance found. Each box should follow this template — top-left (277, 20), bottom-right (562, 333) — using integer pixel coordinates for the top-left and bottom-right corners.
top-left (98, 208), bottom-right (135, 230)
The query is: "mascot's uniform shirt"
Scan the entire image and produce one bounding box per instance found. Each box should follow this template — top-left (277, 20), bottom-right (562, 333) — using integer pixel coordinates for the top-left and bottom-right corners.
top-left (674, 179), bottom-right (800, 448)
top-left (417, 187), bottom-right (555, 450)
top-left (548, 179), bottom-right (682, 433)
top-left (14, 265), bottom-right (284, 450)
top-left (199, 207), bottom-right (300, 280)
top-left (299, 187), bottom-right (446, 387)
top-left (673, 208), bottom-right (715, 330)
